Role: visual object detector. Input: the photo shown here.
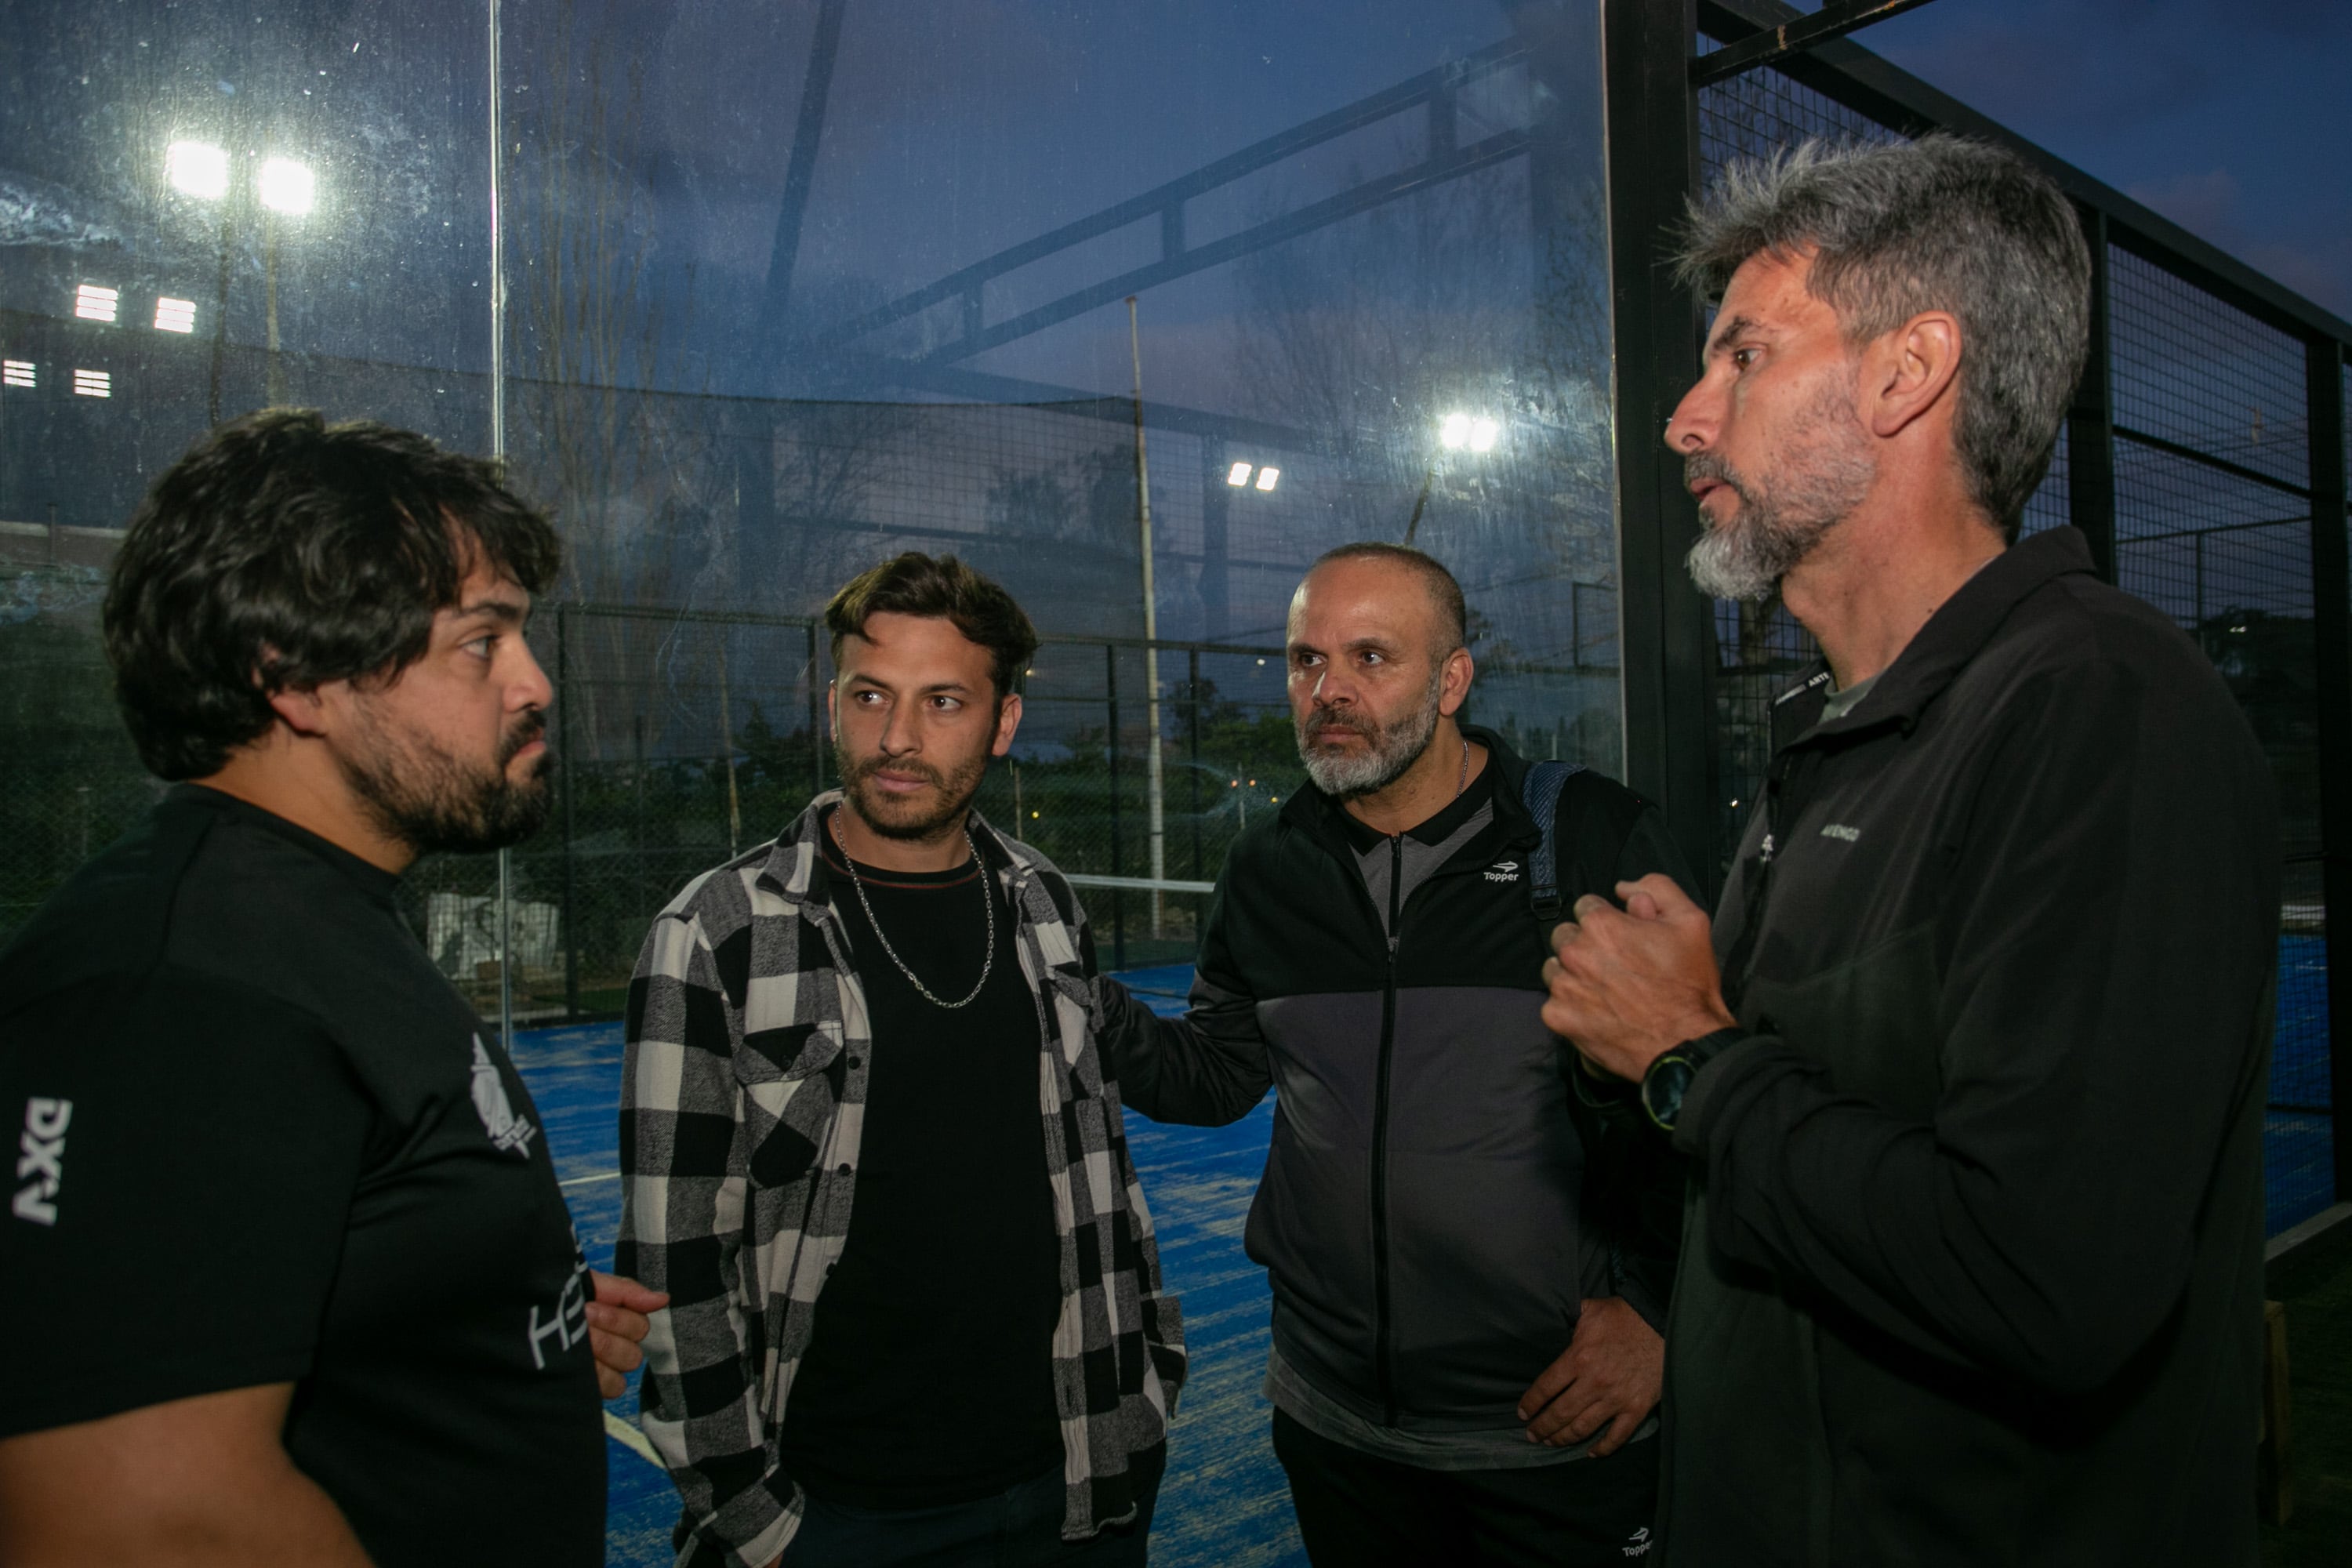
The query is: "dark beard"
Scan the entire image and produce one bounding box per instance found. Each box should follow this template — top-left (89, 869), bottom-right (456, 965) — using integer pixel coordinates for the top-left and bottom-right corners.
top-left (343, 710), bottom-right (552, 856)
top-left (833, 738), bottom-right (990, 843)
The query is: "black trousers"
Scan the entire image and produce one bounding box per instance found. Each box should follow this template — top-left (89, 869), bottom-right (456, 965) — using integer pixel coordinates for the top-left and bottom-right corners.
top-left (1272, 1410), bottom-right (1660, 1568)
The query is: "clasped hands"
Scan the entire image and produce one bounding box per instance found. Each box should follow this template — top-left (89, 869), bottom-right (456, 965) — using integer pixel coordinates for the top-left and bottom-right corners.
top-left (1541, 873), bottom-right (1736, 1085)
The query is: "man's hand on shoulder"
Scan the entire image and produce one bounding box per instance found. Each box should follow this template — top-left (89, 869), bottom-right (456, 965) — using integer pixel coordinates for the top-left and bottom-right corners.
top-left (587, 1271), bottom-right (670, 1399)
top-left (1514, 1296), bottom-right (1664, 1457)
top-left (1542, 873), bottom-right (1734, 1083)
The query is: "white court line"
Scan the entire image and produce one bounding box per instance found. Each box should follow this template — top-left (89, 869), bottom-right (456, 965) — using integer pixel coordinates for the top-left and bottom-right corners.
top-left (604, 1410), bottom-right (664, 1468)
top-left (561, 1171), bottom-right (621, 1188)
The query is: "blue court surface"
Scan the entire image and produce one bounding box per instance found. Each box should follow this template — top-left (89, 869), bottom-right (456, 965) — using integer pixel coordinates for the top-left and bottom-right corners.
top-left (518, 950), bottom-right (2330, 1566)
top-left (514, 962), bottom-right (1303, 1568)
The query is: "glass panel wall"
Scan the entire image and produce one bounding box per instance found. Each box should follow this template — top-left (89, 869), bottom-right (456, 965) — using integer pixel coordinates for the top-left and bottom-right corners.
top-left (3, 6), bottom-right (1618, 1563)
top-left (495, 0), bottom-right (1622, 1006)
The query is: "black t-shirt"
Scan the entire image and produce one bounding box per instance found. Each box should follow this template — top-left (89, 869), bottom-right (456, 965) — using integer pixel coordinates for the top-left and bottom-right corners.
top-left (775, 811), bottom-right (1063, 1508)
top-left (0, 787), bottom-right (604, 1566)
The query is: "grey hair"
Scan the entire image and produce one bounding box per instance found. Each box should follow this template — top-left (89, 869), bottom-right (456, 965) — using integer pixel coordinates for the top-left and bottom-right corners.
top-left (1675, 135), bottom-right (2090, 539)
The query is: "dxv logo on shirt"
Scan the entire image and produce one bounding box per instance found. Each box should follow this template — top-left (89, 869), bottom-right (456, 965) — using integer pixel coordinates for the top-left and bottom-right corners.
top-left (470, 1036), bottom-right (539, 1156)
top-left (13, 1096), bottom-right (72, 1225)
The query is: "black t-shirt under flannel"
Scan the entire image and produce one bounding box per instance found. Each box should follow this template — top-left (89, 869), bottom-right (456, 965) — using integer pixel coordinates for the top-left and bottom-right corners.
top-left (0, 787), bottom-right (604, 1567)
top-left (775, 815), bottom-right (1063, 1508)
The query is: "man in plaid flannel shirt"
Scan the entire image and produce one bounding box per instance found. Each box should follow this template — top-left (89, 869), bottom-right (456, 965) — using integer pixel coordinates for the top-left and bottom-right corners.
top-left (618, 553), bottom-right (1184, 1568)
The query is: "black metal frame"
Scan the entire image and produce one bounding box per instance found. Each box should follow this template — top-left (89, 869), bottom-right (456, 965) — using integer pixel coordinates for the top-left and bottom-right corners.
top-left (1603, 0), bottom-right (1721, 896)
top-left (1612, 0), bottom-right (2352, 1223)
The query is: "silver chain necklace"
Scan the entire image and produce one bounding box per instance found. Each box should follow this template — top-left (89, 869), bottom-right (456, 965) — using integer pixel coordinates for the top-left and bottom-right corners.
top-left (829, 809), bottom-right (996, 1010)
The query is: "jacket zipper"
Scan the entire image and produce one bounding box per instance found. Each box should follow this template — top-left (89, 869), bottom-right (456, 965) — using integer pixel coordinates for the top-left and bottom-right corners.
top-left (1371, 833), bottom-right (1403, 1424)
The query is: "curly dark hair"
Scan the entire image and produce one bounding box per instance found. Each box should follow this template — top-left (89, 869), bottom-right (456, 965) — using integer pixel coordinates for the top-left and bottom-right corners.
top-left (824, 552), bottom-right (1038, 700)
top-left (102, 409), bottom-right (561, 780)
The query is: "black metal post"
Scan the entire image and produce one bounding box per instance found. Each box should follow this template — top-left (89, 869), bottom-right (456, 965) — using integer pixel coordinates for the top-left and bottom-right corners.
top-left (2307, 338), bottom-right (2352, 1205)
top-left (557, 606), bottom-right (579, 1020)
top-left (1105, 643), bottom-right (1127, 970)
top-left (807, 622), bottom-right (826, 794)
top-left (2067, 204), bottom-right (2119, 583)
top-left (1188, 648), bottom-right (1203, 878)
top-left (1600, 0), bottom-right (1719, 891)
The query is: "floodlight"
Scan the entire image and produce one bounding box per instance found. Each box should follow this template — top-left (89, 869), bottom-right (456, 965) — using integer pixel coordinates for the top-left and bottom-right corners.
top-left (166, 140), bottom-right (230, 200)
top-left (1440, 412), bottom-right (1472, 449)
top-left (3, 361), bottom-right (34, 390)
top-left (1226, 461), bottom-right (1254, 487)
top-left (154, 297), bottom-right (198, 333)
top-left (1254, 466), bottom-right (1280, 492)
top-left (1468, 416), bottom-right (1500, 453)
top-left (258, 157), bottom-right (315, 215)
top-left (74, 285), bottom-right (119, 324)
top-left (72, 368), bottom-right (112, 398)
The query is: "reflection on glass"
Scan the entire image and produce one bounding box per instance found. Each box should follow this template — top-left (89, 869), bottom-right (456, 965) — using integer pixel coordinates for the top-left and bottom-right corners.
top-left (2, 0), bottom-right (1624, 1031)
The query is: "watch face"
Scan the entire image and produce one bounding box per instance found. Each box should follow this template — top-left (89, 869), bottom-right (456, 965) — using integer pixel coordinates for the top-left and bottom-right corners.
top-left (1642, 1054), bottom-right (1696, 1132)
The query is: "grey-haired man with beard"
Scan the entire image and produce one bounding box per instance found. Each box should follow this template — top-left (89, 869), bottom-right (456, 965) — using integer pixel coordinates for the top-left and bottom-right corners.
top-left (1095, 543), bottom-right (1695, 1566)
top-left (1542, 137), bottom-right (2278, 1564)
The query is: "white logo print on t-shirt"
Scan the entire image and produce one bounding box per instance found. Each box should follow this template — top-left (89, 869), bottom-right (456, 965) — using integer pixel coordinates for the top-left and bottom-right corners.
top-left (13, 1097), bottom-right (72, 1225)
top-left (470, 1036), bottom-right (539, 1156)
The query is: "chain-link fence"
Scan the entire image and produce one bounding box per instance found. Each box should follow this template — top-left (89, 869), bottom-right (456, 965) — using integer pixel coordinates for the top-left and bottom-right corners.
top-left (1695, 21), bottom-right (2350, 1237)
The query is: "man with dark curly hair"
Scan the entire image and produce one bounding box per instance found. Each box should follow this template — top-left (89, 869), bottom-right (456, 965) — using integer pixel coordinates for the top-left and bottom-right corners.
top-left (0, 409), bottom-right (659, 1567)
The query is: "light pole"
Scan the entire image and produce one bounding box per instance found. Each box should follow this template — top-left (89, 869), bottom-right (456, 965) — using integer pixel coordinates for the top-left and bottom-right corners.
top-left (256, 157), bottom-right (315, 405)
top-left (168, 140), bottom-right (315, 414)
top-left (1403, 411), bottom-right (1501, 545)
top-left (1127, 296), bottom-right (1167, 938)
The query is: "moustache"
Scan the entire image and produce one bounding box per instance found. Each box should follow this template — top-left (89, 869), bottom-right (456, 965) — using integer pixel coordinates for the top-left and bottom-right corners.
top-left (849, 753), bottom-right (946, 789)
top-left (1685, 452), bottom-right (1751, 503)
top-left (498, 713), bottom-right (548, 768)
top-left (1303, 705), bottom-right (1375, 743)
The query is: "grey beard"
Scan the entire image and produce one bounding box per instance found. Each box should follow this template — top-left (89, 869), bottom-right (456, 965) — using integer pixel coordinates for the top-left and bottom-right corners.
top-left (1684, 390), bottom-right (1876, 602)
top-left (1296, 666), bottom-right (1445, 799)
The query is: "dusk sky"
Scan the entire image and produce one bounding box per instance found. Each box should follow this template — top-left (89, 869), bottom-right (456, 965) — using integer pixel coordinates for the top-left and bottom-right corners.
top-left (1862, 0), bottom-right (2352, 321)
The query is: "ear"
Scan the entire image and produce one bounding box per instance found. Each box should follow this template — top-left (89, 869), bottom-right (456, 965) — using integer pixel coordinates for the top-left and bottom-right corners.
top-left (1437, 648), bottom-right (1475, 717)
top-left (266, 681), bottom-right (333, 739)
top-left (991, 692), bottom-right (1024, 757)
top-left (825, 682), bottom-right (838, 740)
top-left (1863, 311), bottom-right (1962, 440)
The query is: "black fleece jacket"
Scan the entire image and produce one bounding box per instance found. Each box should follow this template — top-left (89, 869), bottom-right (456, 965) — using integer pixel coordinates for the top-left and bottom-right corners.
top-left (1661, 528), bottom-right (2278, 1566)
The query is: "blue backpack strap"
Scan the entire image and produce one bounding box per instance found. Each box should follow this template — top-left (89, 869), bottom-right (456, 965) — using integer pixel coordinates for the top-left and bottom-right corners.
top-left (1522, 759), bottom-right (1584, 922)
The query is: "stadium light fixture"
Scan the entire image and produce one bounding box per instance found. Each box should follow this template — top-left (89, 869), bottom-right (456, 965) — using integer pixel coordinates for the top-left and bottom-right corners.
top-left (154, 296), bottom-right (198, 333)
top-left (1254, 466), bottom-right (1280, 492)
top-left (3, 361), bottom-right (34, 390)
top-left (72, 368), bottom-right (112, 398)
top-left (1226, 461), bottom-right (1254, 487)
top-left (1439, 412), bottom-right (1501, 452)
top-left (74, 285), bottom-right (119, 324)
top-left (166, 140), bottom-right (230, 200)
top-left (258, 157), bottom-right (315, 216)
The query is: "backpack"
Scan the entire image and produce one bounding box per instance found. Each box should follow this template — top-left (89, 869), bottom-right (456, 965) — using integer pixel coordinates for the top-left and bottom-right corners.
top-left (1522, 757), bottom-right (1686, 1325)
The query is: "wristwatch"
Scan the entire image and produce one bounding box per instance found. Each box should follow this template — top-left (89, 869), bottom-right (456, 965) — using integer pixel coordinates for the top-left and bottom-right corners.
top-left (1639, 1028), bottom-right (1745, 1134)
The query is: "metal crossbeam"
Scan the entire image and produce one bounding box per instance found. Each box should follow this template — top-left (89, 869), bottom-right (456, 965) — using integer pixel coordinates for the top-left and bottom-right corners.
top-left (805, 38), bottom-right (1529, 360)
top-left (1691, 0), bottom-right (1944, 88)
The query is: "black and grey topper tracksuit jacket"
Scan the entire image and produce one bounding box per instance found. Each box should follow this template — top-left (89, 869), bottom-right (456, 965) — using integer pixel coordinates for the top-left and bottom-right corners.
top-left (1099, 729), bottom-right (1693, 1439)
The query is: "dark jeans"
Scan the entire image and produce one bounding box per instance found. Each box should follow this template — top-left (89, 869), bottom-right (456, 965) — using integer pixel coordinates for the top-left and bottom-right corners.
top-left (1272, 1410), bottom-right (1660, 1568)
top-left (780, 1446), bottom-right (1165, 1568)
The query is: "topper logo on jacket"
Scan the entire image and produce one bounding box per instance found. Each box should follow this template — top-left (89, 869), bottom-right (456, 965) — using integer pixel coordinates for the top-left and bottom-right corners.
top-left (1485, 859), bottom-right (1522, 883)
top-left (470, 1036), bottom-right (539, 1156)
top-left (13, 1096), bottom-right (72, 1225)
